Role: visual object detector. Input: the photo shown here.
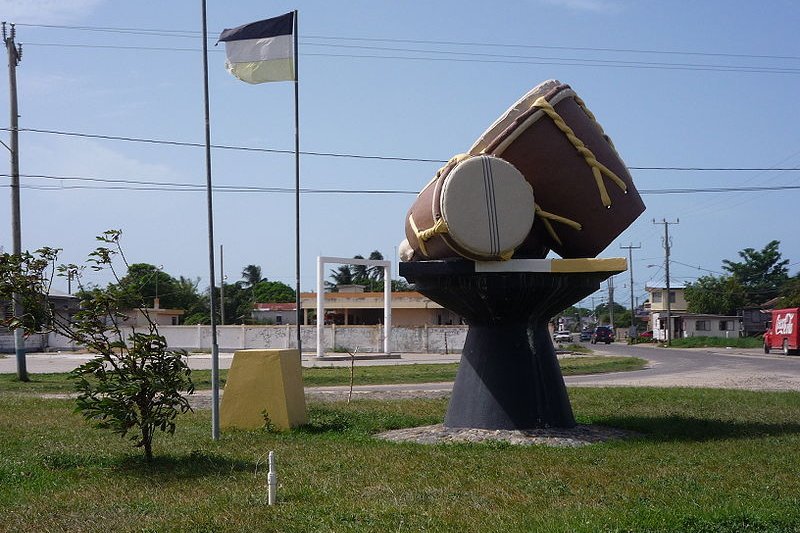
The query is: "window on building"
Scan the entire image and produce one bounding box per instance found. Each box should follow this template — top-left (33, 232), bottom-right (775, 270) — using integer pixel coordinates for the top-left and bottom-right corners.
top-left (696, 320), bottom-right (710, 331)
top-left (668, 291), bottom-right (676, 303)
top-left (719, 320), bottom-right (732, 331)
top-left (276, 315), bottom-right (283, 325)
top-left (652, 291), bottom-right (662, 303)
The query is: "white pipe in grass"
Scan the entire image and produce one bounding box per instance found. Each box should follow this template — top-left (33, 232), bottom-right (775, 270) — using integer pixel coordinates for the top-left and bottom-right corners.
top-left (268, 451), bottom-right (277, 505)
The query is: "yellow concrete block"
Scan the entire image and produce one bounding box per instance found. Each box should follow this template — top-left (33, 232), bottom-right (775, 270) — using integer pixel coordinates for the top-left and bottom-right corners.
top-left (220, 349), bottom-right (307, 431)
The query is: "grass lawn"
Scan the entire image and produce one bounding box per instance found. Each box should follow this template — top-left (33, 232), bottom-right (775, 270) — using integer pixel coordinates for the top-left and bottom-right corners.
top-left (1, 388), bottom-right (799, 531)
top-left (0, 356), bottom-right (647, 394)
top-left (667, 337), bottom-right (763, 349)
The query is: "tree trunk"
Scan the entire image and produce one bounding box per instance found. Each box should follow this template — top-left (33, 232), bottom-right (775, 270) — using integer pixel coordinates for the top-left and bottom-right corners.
top-left (143, 426), bottom-right (153, 462)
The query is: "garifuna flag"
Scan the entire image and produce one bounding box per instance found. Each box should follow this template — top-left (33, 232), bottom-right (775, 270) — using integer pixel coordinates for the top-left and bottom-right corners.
top-left (218, 12), bottom-right (295, 84)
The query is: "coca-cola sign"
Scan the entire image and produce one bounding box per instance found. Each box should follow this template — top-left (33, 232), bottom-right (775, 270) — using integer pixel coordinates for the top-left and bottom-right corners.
top-left (775, 313), bottom-right (795, 335)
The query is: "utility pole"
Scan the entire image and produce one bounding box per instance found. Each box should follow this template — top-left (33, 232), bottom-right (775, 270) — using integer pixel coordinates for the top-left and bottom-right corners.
top-left (4, 22), bottom-right (27, 381)
top-left (219, 244), bottom-right (224, 326)
top-left (608, 276), bottom-right (615, 330)
top-left (620, 243), bottom-right (641, 339)
top-left (654, 218), bottom-right (679, 345)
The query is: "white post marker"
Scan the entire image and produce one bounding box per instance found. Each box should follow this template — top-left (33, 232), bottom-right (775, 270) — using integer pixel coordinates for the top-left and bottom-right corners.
top-left (268, 450), bottom-right (277, 505)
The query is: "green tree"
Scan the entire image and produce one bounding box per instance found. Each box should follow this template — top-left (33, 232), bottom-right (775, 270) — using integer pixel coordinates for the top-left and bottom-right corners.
top-left (685, 275), bottom-right (746, 315)
top-left (241, 264), bottom-right (263, 288)
top-left (328, 264), bottom-right (354, 289)
top-left (0, 231), bottom-right (194, 463)
top-left (367, 250), bottom-right (385, 283)
top-left (722, 240), bottom-right (789, 305)
top-left (351, 255), bottom-right (369, 285)
top-left (594, 302), bottom-right (626, 325)
top-left (778, 274), bottom-right (800, 308)
top-left (253, 280), bottom-right (295, 303)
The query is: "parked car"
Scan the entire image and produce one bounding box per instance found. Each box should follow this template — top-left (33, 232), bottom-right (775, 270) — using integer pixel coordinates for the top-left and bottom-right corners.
top-left (579, 330), bottom-right (592, 342)
top-left (639, 331), bottom-right (653, 338)
top-left (590, 326), bottom-right (614, 344)
top-left (553, 330), bottom-right (572, 343)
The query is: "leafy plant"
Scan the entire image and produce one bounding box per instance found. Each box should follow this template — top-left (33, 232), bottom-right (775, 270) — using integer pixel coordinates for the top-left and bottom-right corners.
top-left (0, 230), bottom-right (194, 462)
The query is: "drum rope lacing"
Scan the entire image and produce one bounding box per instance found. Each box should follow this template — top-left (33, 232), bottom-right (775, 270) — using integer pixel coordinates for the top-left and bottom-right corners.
top-left (531, 95), bottom-right (628, 208)
top-left (535, 204), bottom-right (582, 247)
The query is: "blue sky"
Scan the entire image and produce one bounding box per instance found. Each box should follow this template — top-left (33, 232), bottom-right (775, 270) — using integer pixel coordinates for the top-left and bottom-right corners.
top-left (1, 0), bottom-right (799, 308)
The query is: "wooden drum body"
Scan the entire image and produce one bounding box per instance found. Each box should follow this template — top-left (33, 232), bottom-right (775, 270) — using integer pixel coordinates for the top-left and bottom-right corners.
top-left (469, 80), bottom-right (645, 258)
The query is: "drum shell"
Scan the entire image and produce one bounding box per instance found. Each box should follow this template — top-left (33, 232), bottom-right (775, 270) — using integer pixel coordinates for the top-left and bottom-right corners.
top-left (477, 84), bottom-right (645, 259)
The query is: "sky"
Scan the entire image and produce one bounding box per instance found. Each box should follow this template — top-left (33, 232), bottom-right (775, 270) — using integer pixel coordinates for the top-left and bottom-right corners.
top-left (1, 0), bottom-right (799, 310)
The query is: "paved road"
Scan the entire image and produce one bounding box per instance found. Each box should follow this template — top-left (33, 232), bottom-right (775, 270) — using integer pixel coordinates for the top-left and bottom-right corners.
top-left (566, 342), bottom-right (800, 391)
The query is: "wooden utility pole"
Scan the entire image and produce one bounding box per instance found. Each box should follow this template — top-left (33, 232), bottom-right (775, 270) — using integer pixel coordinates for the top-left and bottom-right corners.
top-left (620, 243), bottom-right (641, 339)
top-left (4, 22), bottom-right (27, 381)
top-left (654, 219), bottom-right (679, 345)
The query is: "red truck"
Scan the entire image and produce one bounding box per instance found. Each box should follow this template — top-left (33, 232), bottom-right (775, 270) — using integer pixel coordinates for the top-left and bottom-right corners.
top-left (763, 308), bottom-right (799, 355)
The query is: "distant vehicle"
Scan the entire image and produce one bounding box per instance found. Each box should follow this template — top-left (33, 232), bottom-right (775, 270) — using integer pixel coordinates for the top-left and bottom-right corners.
top-left (553, 330), bottom-right (572, 343)
top-left (579, 330), bottom-right (592, 341)
top-left (639, 331), bottom-right (653, 339)
top-left (763, 308), bottom-right (799, 355)
top-left (590, 326), bottom-right (614, 344)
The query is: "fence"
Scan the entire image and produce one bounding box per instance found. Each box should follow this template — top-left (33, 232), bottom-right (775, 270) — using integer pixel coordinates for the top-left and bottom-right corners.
top-left (31, 324), bottom-right (469, 354)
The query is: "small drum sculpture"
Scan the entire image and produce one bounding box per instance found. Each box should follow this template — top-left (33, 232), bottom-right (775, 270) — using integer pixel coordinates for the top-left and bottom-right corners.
top-left (400, 80), bottom-right (644, 430)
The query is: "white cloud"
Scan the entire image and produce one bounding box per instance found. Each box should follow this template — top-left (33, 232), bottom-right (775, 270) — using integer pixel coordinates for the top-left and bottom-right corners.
top-left (0, 0), bottom-right (105, 24)
top-left (536, 0), bottom-right (623, 12)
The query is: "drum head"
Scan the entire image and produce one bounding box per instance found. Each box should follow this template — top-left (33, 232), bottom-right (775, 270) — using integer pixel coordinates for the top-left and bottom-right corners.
top-left (440, 156), bottom-right (534, 258)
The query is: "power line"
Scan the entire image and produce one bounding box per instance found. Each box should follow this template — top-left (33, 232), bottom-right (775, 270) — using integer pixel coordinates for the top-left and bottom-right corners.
top-left (21, 42), bottom-right (800, 75)
top-left (4, 173), bottom-right (800, 196)
top-left (3, 126), bottom-right (800, 172)
top-left (17, 22), bottom-right (800, 62)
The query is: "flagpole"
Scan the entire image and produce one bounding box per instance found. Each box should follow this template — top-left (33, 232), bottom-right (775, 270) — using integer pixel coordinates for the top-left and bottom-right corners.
top-left (293, 10), bottom-right (302, 353)
top-left (200, 0), bottom-right (221, 441)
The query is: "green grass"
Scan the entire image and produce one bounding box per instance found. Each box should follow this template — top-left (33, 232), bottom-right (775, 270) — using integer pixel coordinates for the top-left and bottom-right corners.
top-left (0, 356), bottom-right (647, 394)
top-left (668, 336), bottom-right (763, 349)
top-left (1, 388), bottom-right (799, 531)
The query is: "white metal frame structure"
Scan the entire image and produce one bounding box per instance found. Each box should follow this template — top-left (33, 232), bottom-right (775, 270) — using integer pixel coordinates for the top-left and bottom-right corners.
top-left (316, 256), bottom-right (392, 358)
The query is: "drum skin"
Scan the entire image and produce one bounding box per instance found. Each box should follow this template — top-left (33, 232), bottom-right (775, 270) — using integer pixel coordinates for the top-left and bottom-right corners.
top-left (472, 82), bottom-right (645, 259)
top-left (404, 155), bottom-right (535, 262)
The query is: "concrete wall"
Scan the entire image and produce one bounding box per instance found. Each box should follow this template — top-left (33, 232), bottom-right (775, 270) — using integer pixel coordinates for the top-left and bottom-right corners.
top-left (40, 324), bottom-right (469, 354)
top-left (0, 332), bottom-right (47, 353)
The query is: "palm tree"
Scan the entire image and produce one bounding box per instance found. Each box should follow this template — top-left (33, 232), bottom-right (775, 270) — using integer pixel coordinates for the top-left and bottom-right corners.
top-left (241, 264), bottom-right (262, 289)
top-left (327, 264), bottom-right (354, 291)
top-left (368, 250), bottom-right (385, 283)
top-left (351, 255), bottom-right (368, 285)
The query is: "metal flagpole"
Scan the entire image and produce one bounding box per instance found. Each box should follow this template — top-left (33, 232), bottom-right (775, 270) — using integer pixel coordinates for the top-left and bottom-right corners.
top-left (293, 10), bottom-right (302, 353)
top-left (200, 0), bottom-right (221, 440)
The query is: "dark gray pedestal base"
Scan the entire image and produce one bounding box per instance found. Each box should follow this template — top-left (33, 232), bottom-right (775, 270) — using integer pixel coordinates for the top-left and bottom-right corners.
top-left (400, 260), bottom-right (621, 430)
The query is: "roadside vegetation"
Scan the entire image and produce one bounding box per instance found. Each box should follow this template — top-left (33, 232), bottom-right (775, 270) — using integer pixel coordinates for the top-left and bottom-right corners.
top-left (666, 337), bottom-right (763, 349)
top-left (1, 388), bottom-right (799, 531)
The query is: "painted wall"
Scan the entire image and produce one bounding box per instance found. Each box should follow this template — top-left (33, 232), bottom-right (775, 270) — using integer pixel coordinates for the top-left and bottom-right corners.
top-left (39, 324), bottom-right (469, 354)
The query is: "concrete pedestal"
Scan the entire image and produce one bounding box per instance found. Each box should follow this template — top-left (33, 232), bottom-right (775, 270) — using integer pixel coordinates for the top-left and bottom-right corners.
top-left (400, 259), bottom-right (624, 429)
top-left (220, 349), bottom-right (307, 431)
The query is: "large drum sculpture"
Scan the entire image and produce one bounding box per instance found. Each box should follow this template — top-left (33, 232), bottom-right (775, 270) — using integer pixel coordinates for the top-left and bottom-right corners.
top-left (399, 80), bottom-right (644, 430)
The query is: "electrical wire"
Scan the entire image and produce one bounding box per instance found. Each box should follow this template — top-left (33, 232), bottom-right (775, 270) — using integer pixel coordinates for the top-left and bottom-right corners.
top-left (3, 127), bottom-right (800, 172)
top-left (3, 173), bottom-right (800, 196)
top-left (17, 22), bottom-right (800, 62)
top-left (21, 42), bottom-right (800, 75)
